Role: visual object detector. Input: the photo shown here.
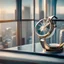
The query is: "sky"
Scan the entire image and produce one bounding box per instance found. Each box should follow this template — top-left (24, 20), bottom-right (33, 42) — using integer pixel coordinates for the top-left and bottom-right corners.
top-left (57, 0), bottom-right (64, 6)
top-left (0, 0), bottom-right (16, 14)
top-left (0, 0), bottom-right (64, 17)
top-left (56, 0), bottom-right (64, 14)
top-left (22, 0), bottom-right (33, 6)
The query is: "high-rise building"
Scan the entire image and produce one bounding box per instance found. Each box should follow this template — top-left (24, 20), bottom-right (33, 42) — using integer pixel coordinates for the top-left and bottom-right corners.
top-left (22, 6), bottom-right (31, 44)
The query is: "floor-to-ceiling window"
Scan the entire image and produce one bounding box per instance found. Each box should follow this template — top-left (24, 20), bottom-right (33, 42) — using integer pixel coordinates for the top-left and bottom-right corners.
top-left (0, 0), bottom-right (64, 53)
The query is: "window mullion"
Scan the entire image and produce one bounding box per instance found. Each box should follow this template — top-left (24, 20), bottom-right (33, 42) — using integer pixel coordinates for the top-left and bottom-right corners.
top-left (16, 0), bottom-right (22, 46)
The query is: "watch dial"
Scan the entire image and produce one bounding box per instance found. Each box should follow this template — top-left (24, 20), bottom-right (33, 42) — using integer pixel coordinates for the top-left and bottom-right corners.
top-left (35, 19), bottom-right (50, 36)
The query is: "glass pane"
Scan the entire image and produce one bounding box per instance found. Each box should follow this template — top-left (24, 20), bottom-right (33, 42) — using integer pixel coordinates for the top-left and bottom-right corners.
top-left (56, 0), bottom-right (64, 43)
top-left (2, 21), bottom-right (33, 52)
top-left (35, 0), bottom-right (44, 19)
top-left (20, 21), bottom-right (32, 52)
top-left (22, 0), bottom-right (33, 19)
top-left (35, 0), bottom-right (64, 53)
top-left (0, 0), bottom-right (16, 20)
top-left (0, 22), bottom-right (17, 49)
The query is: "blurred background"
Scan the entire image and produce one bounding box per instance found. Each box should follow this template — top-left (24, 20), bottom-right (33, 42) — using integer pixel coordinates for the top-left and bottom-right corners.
top-left (0, 0), bottom-right (64, 52)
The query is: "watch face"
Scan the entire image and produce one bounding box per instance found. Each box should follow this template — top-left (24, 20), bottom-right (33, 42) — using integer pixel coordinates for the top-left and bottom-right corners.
top-left (35, 16), bottom-right (57, 38)
top-left (35, 19), bottom-right (51, 37)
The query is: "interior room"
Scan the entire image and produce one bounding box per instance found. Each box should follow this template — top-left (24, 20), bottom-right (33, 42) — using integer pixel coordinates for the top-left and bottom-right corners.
top-left (0, 0), bottom-right (64, 64)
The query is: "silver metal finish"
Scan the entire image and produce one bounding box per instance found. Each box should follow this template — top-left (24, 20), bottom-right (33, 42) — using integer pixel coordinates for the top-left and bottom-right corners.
top-left (35, 16), bottom-right (64, 53)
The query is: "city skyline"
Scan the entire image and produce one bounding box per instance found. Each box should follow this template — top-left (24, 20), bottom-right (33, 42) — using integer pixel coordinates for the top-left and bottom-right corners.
top-left (0, 0), bottom-right (64, 44)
